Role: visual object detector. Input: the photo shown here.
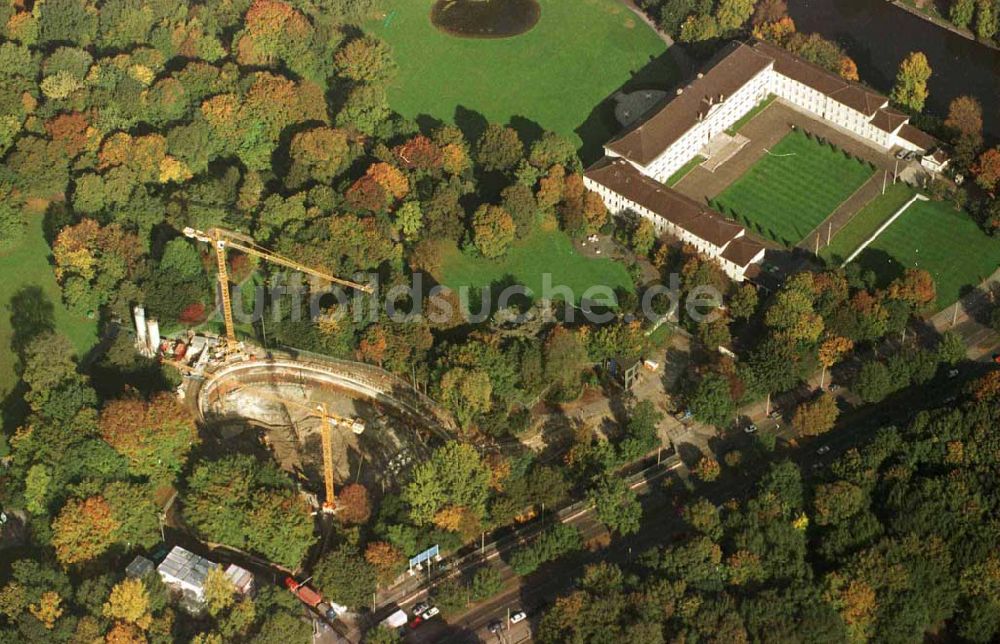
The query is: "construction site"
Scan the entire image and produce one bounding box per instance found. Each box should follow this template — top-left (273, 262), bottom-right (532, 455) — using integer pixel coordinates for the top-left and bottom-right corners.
top-left (131, 226), bottom-right (455, 515)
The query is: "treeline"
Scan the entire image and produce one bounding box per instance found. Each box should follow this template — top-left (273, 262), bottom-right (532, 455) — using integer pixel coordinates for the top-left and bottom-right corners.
top-left (536, 375), bottom-right (1000, 642)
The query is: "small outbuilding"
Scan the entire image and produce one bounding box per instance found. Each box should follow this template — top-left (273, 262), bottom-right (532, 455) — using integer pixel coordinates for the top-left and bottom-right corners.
top-left (125, 555), bottom-right (155, 579)
top-left (156, 546), bottom-right (218, 604)
top-left (224, 563), bottom-right (256, 597)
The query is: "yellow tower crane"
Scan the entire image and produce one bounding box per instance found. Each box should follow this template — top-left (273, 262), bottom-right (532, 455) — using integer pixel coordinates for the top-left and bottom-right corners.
top-left (182, 226), bottom-right (374, 353)
top-left (239, 386), bottom-right (365, 513)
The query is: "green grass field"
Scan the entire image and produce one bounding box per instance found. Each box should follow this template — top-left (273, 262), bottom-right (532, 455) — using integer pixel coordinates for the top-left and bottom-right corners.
top-left (437, 229), bottom-right (634, 307)
top-left (371, 0), bottom-right (674, 159)
top-left (0, 216), bottom-right (97, 398)
top-left (820, 183), bottom-right (914, 264)
top-left (852, 197), bottom-right (1000, 310)
top-left (712, 130), bottom-right (874, 247)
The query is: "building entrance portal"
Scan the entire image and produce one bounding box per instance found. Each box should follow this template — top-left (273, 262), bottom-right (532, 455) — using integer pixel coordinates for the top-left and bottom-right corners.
top-left (699, 132), bottom-right (750, 172)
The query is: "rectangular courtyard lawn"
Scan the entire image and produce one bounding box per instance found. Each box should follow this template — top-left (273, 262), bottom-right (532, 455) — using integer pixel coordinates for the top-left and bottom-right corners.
top-left (437, 229), bottom-right (634, 308)
top-left (712, 130), bottom-right (875, 247)
top-left (853, 197), bottom-right (1000, 311)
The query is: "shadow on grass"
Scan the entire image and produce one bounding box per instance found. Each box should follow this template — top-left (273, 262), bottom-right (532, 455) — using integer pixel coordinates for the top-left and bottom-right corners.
top-left (852, 247), bottom-right (906, 289)
top-left (574, 49), bottom-right (682, 165)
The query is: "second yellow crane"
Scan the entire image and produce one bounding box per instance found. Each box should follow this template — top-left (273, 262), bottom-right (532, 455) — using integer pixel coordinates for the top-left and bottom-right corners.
top-left (242, 386), bottom-right (365, 513)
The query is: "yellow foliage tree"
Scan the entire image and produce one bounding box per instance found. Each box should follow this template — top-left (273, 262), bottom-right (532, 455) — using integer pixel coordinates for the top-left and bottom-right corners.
top-left (103, 578), bottom-right (152, 631)
top-left (817, 336), bottom-right (853, 389)
top-left (202, 567), bottom-right (235, 617)
top-left (28, 591), bottom-right (63, 629)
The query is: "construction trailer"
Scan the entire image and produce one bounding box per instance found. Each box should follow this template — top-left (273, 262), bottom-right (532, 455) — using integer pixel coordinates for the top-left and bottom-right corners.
top-left (224, 563), bottom-right (255, 597)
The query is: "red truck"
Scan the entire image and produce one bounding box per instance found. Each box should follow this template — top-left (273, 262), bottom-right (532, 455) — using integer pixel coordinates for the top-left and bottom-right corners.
top-left (284, 577), bottom-right (343, 622)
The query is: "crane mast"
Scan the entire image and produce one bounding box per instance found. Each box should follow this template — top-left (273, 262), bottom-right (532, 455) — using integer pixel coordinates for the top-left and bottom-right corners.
top-left (233, 387), bottom-right (365, 513)
top-left (182, 226), bottom-right (373, 353)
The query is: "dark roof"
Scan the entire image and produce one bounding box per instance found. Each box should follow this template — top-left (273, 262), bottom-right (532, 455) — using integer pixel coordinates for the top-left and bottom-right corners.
top-left (720, 236), bottom-right (766, 267)
top-left (606, 42), bottom-right (774, 165)
top-left (750, 40), bottom-right (887, 117)
top-left (870, 107), bottom-right (909, 134)
top-left (606, 40), bottom-right (898, 167)
top-left (931, 148), bottom-right (950, 163)
top-left (585, 158), bottom-right (744, 248)
top-left (899, 123), bottom-right (936, 151)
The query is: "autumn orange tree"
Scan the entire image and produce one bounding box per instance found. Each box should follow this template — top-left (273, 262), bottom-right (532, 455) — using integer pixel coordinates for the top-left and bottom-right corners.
top-left (99, 392), bottom-right (199, 484)
top-left (51, 497), bottom-right (119, 566)
top-left (336, 483), bottom-right (371, 525)
top-left (973, 147), bottom-right (1000, 193)
top-left (365, 541), bottom-right (405, 585)
top-left (793, 392), bottom-right (839, 436)
top-left (817, 336), bottom-right (853, 390)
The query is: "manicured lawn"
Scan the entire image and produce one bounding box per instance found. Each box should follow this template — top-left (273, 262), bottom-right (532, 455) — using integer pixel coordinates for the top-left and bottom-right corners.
top-left (437, 229), bottom-right (634, 307)
top-left (666, 155), bottom-right (706, 187)
top-left (853, 198), bottom-right (1000, 311)
top-left (711, 130), bottom-right (875, 247)
top-left (370, 0), bottom-right (675, 159)
top-left (819, 182), bottom-right (914, 264)
top-left (0, 215), bottom-right (97, 398)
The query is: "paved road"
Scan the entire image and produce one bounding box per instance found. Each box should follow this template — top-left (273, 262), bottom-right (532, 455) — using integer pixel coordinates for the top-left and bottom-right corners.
top-left (374, 274), bottom-right (1000, 643)
top-left (386, 351), bottom-right (999, 643)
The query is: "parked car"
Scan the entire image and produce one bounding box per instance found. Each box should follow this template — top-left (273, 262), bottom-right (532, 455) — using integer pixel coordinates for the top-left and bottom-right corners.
top-left (947, 369), bottom-right (960, 378)
top-left (488, 619), bottom-right (503, 633)
top-left (412, 602), bottom-right (430, 616)
top-left (768, 410), bottom-right (781, 420)
top-left (743, 423), bottom-right (757, 434)
top-left (408, 616), bottom-right (423, 629)
top-left (510, 610), bottom-right (527, 624)
top-left (422, 606), bottom-right (440, 620)
top-left (816, 445), bottom-right (830, 455)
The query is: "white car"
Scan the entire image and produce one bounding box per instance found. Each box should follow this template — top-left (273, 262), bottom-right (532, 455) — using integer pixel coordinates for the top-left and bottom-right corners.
top-left (412, 602), bottom-right (430, 616)
top-left (510, 610), bottom-right (527, 624)
top-left (816, 446), bottom-right (830, 455)
top-left (743, 423), bottom-right (757, 434)
top-left (422, 606), bottom-right (440, 620)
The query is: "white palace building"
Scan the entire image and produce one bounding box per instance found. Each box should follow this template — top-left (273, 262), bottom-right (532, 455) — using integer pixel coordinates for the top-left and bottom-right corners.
top-left (584, 39), bottom-right (948, 282)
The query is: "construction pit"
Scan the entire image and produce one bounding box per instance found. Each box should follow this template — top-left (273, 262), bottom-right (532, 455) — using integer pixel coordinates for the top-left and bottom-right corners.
top-left (193, 356), bottom-right (454, 503)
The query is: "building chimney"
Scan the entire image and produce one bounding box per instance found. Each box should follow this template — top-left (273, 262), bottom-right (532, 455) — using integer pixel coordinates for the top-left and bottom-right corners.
top-left (146, 318), bottom-right (161, 356)
top-left (133, 305), bottom-right (147, 354)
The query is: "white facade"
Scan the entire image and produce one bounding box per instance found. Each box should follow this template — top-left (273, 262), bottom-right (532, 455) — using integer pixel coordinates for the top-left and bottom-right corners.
top-left (583, 172), bottom-right (760, 282)
top-left (626, 68), bottom-right (772, 183)
top-left (589, 44), bottom-right (947, 285)
top-left (616, 62), bottom-right (922, 186)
